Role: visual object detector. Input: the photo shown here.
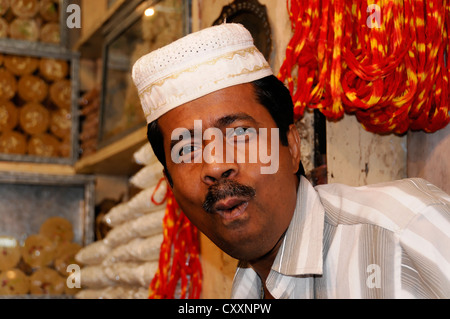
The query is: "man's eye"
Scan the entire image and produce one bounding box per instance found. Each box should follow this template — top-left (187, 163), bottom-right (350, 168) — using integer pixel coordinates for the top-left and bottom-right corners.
top-left (228, 127), bottom-right (256, 140)
top-left (179, 145), bottom-right (199, 156)
top-left (234, 127), bottom-right (248, 136)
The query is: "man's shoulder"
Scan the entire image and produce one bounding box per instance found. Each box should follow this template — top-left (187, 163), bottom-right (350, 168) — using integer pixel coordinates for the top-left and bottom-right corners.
top-left (314, 178), bottom-right (450, 233)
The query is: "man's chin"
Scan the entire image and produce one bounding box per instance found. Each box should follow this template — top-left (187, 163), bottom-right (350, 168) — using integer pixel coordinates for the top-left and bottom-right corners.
top-left (224, 248), bottom-right (268, 262)
top-left (216, 227), bottom-right (287, 263)
top-left (215, 236), bottom-right (275, 262)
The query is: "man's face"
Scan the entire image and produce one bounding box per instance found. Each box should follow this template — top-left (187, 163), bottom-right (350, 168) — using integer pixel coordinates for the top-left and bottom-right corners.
top-left (158, 83), bottom-right (301, 261)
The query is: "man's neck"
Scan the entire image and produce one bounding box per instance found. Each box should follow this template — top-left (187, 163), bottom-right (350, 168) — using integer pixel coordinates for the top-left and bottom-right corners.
top-left (248, 176), bottom-right (300, 298)
top-left (247, 231), bottom-right (286, 299)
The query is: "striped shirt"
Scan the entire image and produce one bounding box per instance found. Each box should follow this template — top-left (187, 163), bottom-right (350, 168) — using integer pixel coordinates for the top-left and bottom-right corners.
top-left (231, 176), bottom-right (450, 298)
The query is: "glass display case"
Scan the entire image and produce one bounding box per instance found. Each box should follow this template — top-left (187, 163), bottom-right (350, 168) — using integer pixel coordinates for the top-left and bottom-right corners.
top-left (98, 0), bottom-right (190, 147)
top-left (0, 0), bottom-right (80, 165)
top-left (0, 0), bottom-right (70, 47)
top-left (0, 172), bottom-right (95, 298)
top-left (0, 41), bottom-right (80, 165)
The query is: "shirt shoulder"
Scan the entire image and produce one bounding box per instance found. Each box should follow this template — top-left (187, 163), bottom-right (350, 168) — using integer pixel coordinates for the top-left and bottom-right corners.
top-left (314, 178), bottom-right (450, 233)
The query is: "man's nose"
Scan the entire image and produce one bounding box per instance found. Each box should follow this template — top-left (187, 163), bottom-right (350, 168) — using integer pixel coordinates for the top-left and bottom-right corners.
top-left (201, 161), bottom-right (239, 186)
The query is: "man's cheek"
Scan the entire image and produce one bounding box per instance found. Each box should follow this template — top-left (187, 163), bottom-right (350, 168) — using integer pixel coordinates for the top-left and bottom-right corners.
top-left (178, 202), bottom-right (213, 236)
top-left (172, 184), bottom-right (205, 219)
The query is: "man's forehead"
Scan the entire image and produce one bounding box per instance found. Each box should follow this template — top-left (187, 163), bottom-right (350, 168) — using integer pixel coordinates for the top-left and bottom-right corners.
top-left (158, 84), bottom-right (262, 127)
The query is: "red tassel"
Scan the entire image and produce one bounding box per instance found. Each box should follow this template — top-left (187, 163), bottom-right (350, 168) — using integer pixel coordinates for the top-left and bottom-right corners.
top-left (148, 187), bottom-right (202, 299)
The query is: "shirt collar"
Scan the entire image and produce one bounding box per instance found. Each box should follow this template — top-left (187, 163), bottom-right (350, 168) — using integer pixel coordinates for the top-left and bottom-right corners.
top-left (270, 175), bottom-right (325, 276)
top-left (231, 177), bottom-right (325, 298)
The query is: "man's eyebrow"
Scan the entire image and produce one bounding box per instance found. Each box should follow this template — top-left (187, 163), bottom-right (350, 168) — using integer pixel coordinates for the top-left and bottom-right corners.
top-left (170, 128), bottom-right (196, 150)
top-left (213, 113), bottom-right (259, 128)
top-left (169, 113), bottom-right (259, 149)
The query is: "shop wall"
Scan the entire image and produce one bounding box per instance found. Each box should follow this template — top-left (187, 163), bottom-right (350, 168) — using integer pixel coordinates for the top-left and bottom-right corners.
top-left (407, 125), bottom-right (450, 194)
top-left (327, 116), bottom-right (407, 187)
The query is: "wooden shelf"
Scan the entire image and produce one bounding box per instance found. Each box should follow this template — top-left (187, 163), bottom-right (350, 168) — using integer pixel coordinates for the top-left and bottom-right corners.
top-left (0, 162), bottom-right (76, 175)
top-left (74, 127), bottom-right (147, 176)
top-left (73, 0), bottom-right (151, 176)
top-left (0, 128), bottom-right (148, 177)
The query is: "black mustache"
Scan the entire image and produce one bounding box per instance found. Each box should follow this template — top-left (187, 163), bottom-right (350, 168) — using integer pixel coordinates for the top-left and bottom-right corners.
top-left (202, 179), bottom-right (256, 214)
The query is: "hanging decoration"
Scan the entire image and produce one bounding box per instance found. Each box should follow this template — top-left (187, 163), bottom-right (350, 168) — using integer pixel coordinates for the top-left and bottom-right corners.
top-left (148, 180), bottom-right (202, 299)
top-left (278, 0), bottom-right (449, 134)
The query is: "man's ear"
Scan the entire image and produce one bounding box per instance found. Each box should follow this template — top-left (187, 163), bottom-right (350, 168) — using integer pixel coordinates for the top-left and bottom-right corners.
top-left (286, 124), bottom-right (302, 175)
top-left (163, 168), bottom-right (174, 189)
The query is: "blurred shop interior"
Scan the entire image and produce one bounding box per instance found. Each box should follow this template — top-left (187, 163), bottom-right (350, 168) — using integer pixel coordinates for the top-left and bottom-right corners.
top-left (0, 0), bottom-right (448, 299)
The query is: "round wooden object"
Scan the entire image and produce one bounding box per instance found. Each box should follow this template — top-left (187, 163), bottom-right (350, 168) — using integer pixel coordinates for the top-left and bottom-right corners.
top-left (50, 108), bottom-right (71, 139)
top-left (17, 74), bottom-right (48, 102)
top-left (19, 102), bottom-right (50, 135)
top-left (4, 54), bottom-right (39, 76)
top-left (0, 131), bottom-right (26, 154)
top-left (40, 22), bottom-right (60, 44)
top-left (29, 267), bottom-right (65, 295)
top-left (27, 133), bottom-right (60, 157)
top-left (0, 236), bottom-right (21, 272)
top-left (0, 269), bottom-right (29, 295)
top-left (54, 242), bottom-right (81, 276)
top-left (0, 68), bottom-right (17, 100)
top-left (50, 79), bottom-right (71, 110)
top-left (21, 234), bottom-right (55, 268)
top-left (59, 137), bottom-right (71, 158)
top-left (11, 0), bottom-right (39, 18)
top-left (0, 100), bottom-right (18, 132)
top-left (9, 18), bottom-right (39, 41)
top-left (39, 0), bottom-right (59, 22)
top-left (39, 58), bottom-right (69, 81)
top-left (40, 216), bottom-right (74, 244)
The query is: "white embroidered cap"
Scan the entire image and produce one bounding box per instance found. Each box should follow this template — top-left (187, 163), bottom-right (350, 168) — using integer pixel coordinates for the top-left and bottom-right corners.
top-left (132, 23), bottom-right (273, 124)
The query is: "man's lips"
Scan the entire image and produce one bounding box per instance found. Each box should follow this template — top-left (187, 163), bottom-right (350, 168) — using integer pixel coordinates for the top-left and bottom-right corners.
top-left (212, 197), bottom-right (249, 221)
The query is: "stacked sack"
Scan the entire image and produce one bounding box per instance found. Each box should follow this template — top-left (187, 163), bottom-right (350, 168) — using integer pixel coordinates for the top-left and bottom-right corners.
top-left (75, 143), bottom-right (168, 299)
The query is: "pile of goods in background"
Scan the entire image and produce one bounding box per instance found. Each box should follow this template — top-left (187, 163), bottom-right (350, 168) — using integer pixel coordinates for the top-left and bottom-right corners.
top-left (74, 144), bottom-right (167, 299)
top-left (0, 52), bottom-right (72, 158)
top-left (78, 87), bottom-right (100, 158)
top-left (0, 216), bottom-right (81, 296)
top-left (0, 0), bottom-right (61, 44)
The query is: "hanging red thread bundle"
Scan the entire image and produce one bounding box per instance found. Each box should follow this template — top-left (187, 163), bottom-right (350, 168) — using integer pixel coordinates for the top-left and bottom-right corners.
top-left (278, 0), bottom-right (449, 134)
top-left (148, 179), bottom-right (202, 299)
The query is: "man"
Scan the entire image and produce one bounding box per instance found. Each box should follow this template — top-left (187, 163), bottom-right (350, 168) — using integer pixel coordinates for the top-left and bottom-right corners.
top-left (132, 23), bottom-right (450, 298)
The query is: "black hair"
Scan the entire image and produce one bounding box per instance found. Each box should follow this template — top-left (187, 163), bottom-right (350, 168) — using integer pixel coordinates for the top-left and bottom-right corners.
top-left (147, 75), bottom-right (305, 186)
